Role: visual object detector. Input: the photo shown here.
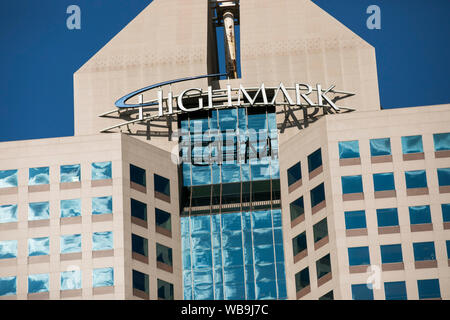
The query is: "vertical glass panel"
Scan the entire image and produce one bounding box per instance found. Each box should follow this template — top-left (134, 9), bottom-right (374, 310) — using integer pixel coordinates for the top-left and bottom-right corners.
top-left (0, 204), bottom-right (18, 223)
top-left (384, 281), bottom-right (407, 300)
top-left (92, 196), bottom-right (112, 215)
top-left (182, 163), bottom-right (192, 187)
top-left (380, 244), bottom-right (403, 264)
top-left (345, 210), bottom-right (367, 229)
top-left (348, 246), bottom-right (370, 266)
top-left (93, 267), bottom-right (114, 287)
top-left (316, 254), bottom-right (331, 279)
top-left (92, 231), bottom-right (113, 251)
top-left (401, 135), bottom-right (423, 154)
top-left (130, 164), bottom-right (146, 186)
top-left (409, 205), bottom-right (432, 225)
top-left (132, 234), bottom-right (148, 257)
top-left (310, 183), bottom-right (325, 207)
top-left (191, 165), bottom-right (211, 186)
top-left (405, 170), bottom-right (427, 188)
top-left (437, 168), bottom-right (450, 186)
top-left (287, 162), bottom-right (301, 186)
top-left (351, 284), bottom-right (374, 300)
top-left (28, 274), bottom-right (49, 294)
top-left (60, 234), bottom-right (81, 253)
top-left (0, 276), bottom-right (16, 296)
top-left (158, 279), bottom-right (174, 300)
top-left (154, 174), bottom-right (170, 196)
top-left (60, 270), bottom-right (81, 290)
top-left (219, 109), bottom-right (237, 131)
top-left (417, 279), bottom-right (441, 299)
top-left (0, 169), bottom-right (18, 188)
top-left (373, 172), bottom-right (395, 191)
top-left (131, 198), bottom-right (147, 221)
top-left (251, 161), bottom-right (271, 181)
top-left (29, 167), bottom-right (49, 185)
top-left (92, 161), bottom-right (112, 180)
top-left (28, 201), bottom-right (49, 221)
top-left (442, 204), bottom-right (450, 222)
top-left (292, 232), bottom-right (307, 256)
top-left (60, 164), bottom-right (80, 183)
top-left (313, 218), bottom-right (328, 243)
top-left (341, 175), bottom-right (363, 194)
top-left (376, 208), bottom-right (399, 227)
top-left (307, 148), bottom-right (322, 173)
top-left (370, 138), bottom-right (391, 156)
top-left (433, 132), bottom-right (450, 151)
top-left (132, 270), bottom-right (149, 294)
top-left (60, 199), bottom-right (81, 218)
top-left (155, 208), bottom-right (171, 232)
top-left (339, 140), bottom-right (360, 159)
top-left (446, 240), bottom-right (450, 259)
top-left (157, 243), bottom-right (173, 266)
top-left (0, 240), bottom-right (17, 259)
top-left (28, 237), bottom-right (50, 256)
top-left (295, 267), bottom-right (309, 292)
top-left (413, 242), bottom-right (436, 261)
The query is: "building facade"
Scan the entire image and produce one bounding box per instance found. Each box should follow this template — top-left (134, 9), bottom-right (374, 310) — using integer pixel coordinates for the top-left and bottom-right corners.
top-left (0, 0), bottom-right (449, 300)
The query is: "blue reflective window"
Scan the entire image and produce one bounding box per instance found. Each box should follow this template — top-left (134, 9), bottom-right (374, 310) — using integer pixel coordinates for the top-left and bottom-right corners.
top-left (60, 199), bottom-right (81, 218)
top-left (405, 170), bottom-right (427, 189)
top-left (384, 281), bottom-right (407, 300)
top-left (339, 140), bottom-right (360, 159)
top-left (290, 196), bottom-right (304, 221)
top-left (29, 167), bottom-right (49, 185)
top-left (310, 183), bottom-right (325, 207)
top-left (0, 276), bottom-right (16, 296)
top-left (401, 135), bottom-right (423, 154)
top-left (308, 148), bottom-right (322, 173)
top-left (28, 274), bottom-right (49, 294)
top-left (370, 138), bottom-right (391, 156)
top-left (219, 108), bottom-right (238, 131)
top-left (409, 205), bottom-right (432, 225)
top-left (222, 163), bottom-right (241, 183)
top-left (133, 269), bottom-right (149, 294)
top-left (341, 175), bottom-right (363, 194)
top-left (132, 234), bottom-right (148, 257)
top-left (60, 164), bottom-right (80, 183)
top-left (345, 210), bottom-right (366, 229)
top-left (351, 284), bottom-right (373, 300)
top-left (444, 204), bottom-right (450, 222)
top-left (155, 208), bottom-right (171, 232)
top-left (92, 161), bottom-right (112, 180)
top-left (376, 208), bottom-right (399, 227)
top-left (0, 169), bottom-right (17, 188)
top-left (446, 240), bottom-right (450, 259)
top-left (131, 198), bottom-right (147, 221)
top-left (93, 267), bottom-right (114, 288)
top-left (295, 267), bottom-right (310, 292)
top-left (417, 279), bottom-right (441, 299)
top-left (60, 270), bottom-right (81, 290)
top-left (154, 174), bottom-right (170, 197)
top-left (191, 165), bottom-right (212, 185)
top-left (93, 231), bottom-right (113, 251)
top-left (157, 243), bottom-right (173, 266)
top-left (60, 234), bottom-right (81, 253)
top-left (251, 161), bottom-right (271, 181)
top-left (130, 164), bottom-right (146, 186)
top-left (28, 237), bottom-right (49, 256)
top-left (292, 231), bottom-right (307, 256)
top-left (28, 201), bottom-right (49, 221)
top-left (437, 168), bottom-right (450, 186)
top-left (373, 172), bottom-right (395, 191)
top-left (0, 204), bottom-right (18, 224)
top-left (0, 240), bottom-right (17, 259)
top-left (287, 162), bottom-right (301, 186)
top-left (92, 196), bottom-right (112, 215)
top-left (413, 242), bottom-right (436, 261)
top-left (182, 163), bottom-right (192, 187)
top-left (433, 132), bottom-right (450, 151)
top-left (380, 244), bottom-right (403, 264)
top-left (348, 246), bottom-right (370, 266)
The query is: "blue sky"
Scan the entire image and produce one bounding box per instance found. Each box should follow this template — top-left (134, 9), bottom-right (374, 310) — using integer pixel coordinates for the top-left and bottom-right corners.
top-left (0, 0), bottom-right (449, 142)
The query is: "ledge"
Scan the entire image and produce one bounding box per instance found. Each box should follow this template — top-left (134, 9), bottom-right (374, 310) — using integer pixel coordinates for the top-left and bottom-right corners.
top-left (290, 214), bottom-right (305, 228)
top-left (339, 158), bottom-right (361, 167)
top-left (435, 150), bottom-right (450, 158)
top-left (293, 249), bottom-right (308, 263)
top-left (156, 226), bottom-right (172, 238)
top-left (314, 236), bottom-right (329, 250)
top-left (296, 285), bottom-right (310, 299)
top-left (60, 181), bottom-right (81, 190)
top-left (155, 191), bottom-right (170, 203)
top-left (92, 249), bottom-right (114, 258)
top-left (91, 179), bottom-right (113, 187)
top-left (311, 200), bottom-right (326, 215)
top-left (346, 228), bottom-right (368, 237)
top-left (342, 192), bottom-right (364, 201)
top-left (403, 152), bottom-right (425, 161)
top-left (371, 155), bottom-right (393, 164)
top-left (28, 184), bottom-right (50, 193)
top-left (28, 220), bottom-right (50, 228)
top-left (374, 190), bottom-right (396, 199)
top-left (410, 223), bottom-right (433, 232)
top-left (60, 289), bottom-right (82, 298)
top-left (382, 262), bottom-right (404, 271)
top-left (317, 272), bottom-right (332, 287)
top-left (415, 260), bottom-right (437, 269)
top-left (309, 165), bottom-right (323, 180)
top-left (378, 226), bottom-right (400, 234)
top-left (131, 216), bottom-right (148, 228)
top-left (406, 187), bottom-right (429, 196)
top-left (288, 179), bottom-right (302, 193)
top-left (157, 261), bottom-right (173, 273)
top-left (0, 187), bottom-right (18, 195)
top-left (130, 181), bottom-right (146, 194)
top-left (349, 265), bottom-right (369, 274)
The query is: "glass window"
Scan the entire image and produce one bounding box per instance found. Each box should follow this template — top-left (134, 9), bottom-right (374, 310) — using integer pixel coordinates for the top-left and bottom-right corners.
top-left (348, 246), bottom-right (370, 266)
top-left (156, 243), bottom-right (173, 266)
top-left (341, 175), bottom-right (363, 194)
top-left (292, 231), bottom-right (307, 256)
top-left (380, 244), bottom-right (403, 264)
top-left (409, 205), bottom-right (432, 225)
top-left (60, 234), bottom-right (81, 254)
top-left (376, 208), bottom-right (399, 227)
top-left (313, 218), bottom-right (328, 243)
top-left (132, 234), bottom-right (148, 257)
top-left (310, 183), bottom-right (325, 207)
top-left (130, 164), bottom-right (146, 186)
top-left (446, 240), bottom-right (450, 259)
top-left (373, 172), bottom-right (395, 191)
top-left (339, 140), bottom-right (360, 159)
top-left (370, 138), bottom-right (391, 156)
top-left (92, 196), bottom-right (112, 215)
top-left (93, 267), bottom-right (114, 288)
top-left (28, 237), bottom-right (50, 256)
top-left (308, 148), bottom-right (322, 173)
top-left (433, 132), bottom-right (450, 151)
top-left (417, 279), bottom-right (441, 299)
top-left (345, 210), bottom-right (366, 230)
top-left (28, 274), bottom-right (49, 294)
top-left (295, 267), bottom-right (310, 292)
top-left (437, 168), bottom-right (450, 186)
top-left (442, 204), bottom-right (450, 222)
top-left (287, 162), bottom-right (301, 186)
top-left (154, 174), bottom-right (170, 197)
top-left (384, 281), bottom-right (407, 300)
top-left (405, 170), bottom-right (427, 189)
top-left (92, 161), bottom-right (112, 180)
top-left (60, 164), bottom-right (80, 183)
top-left (132, 269), bottom-right (149, 294)
top-left (0, 240), bottom-right (17, 259)
top-left (351, 284), bottom-right (373, 300)
top-left (158, 279), bottom-right (174, 300)
top-left (0, 204), bottom-right (18, 224)
top-left (92, 231), bottom-right (113, 251)
top-left (29, 167), bottom-right (49, 185)
top-left (289, 196), bottom-right (304, 221)
top-left (319, 291), bottom-right (334, 300)
top-left (413, 242), bottom-right (436, 261)
top-left (0, 169), bottom-right (17, 188)
top-left (131, 198), bottom-right (147, 221)
top-left (401, 135), bottom-right (423, 154)
top-left (316, 254), bottom-right (331, 279)
top-left (28, 201), bottom-right (49, 221)
top-left (60, 199), bottom-right (81, 218)
top-left (60, 270), bottom-right (81, 290)
top-left (0, 276), bottom-right (16, 296)
top-left (155, 208), bottom-right (171, 232)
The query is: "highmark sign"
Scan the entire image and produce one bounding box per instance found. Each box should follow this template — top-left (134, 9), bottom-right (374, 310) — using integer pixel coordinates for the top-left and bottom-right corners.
top-left (99, 73), bottom-right (355, 134)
